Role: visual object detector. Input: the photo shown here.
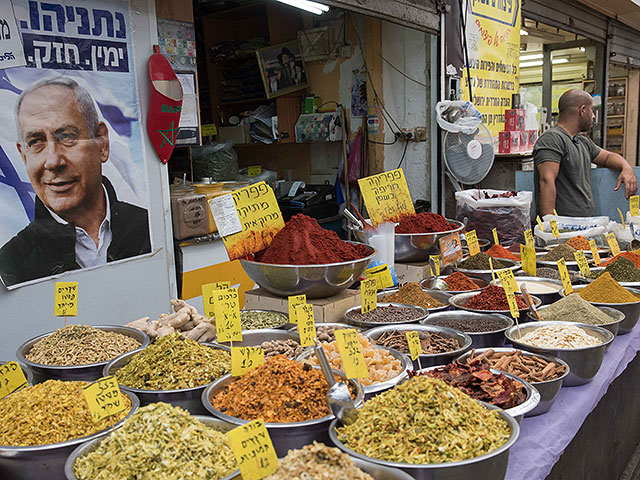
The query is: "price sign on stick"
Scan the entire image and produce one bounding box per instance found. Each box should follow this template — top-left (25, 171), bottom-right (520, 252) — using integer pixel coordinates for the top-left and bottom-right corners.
top-left (492, 228), bottom-right (499, 246)
top-left (335, 329), bottom-right (369, 379)
top-left (497, 269), bottom-right (520, 318)
top-left (231, 347), bottom-right (264, 377)
top-left (520, 245), bottom-right (536, 276)
top-left (574, 251), bottom-right (591, 277)
top-left (524, 229), bottom-right (535, 250)
top-left (295, 304), bottom-right (316, 347)
top-left (55, 281), bottom-right (78, 327)
top-left (406, 331), bottom-right (422, 361)
top-left (202, 282), bottom-right (230, 318)
top-left (361, 279), bottom-right (377, 314)
top-left (227, 419), bottom-right (278, 480)
top-left (536, 216), bottom-right (545, 232)
top-left (549, 220), bottom-right (560, 239)
top-left (589, 239), bottom-right (602, 266)
top-left (557, 259), bottom-right (573, 295)
top-left (247, 166), bottom-right (262, 177)
top-left (429, 255), bottom-right (440, 276)
top-left (365, 264), bottom-right (394, 289)
top-left (0, 361), bottom-right (28, 399)
top-left (214, 288), bottom-right (242, 342)
top-left (618, 208), bottom-right (627, 228)
top-left (631, 195), bottom-right (640, 217)
top-left (82, 376), bottom-right (126, 423)
top-left (466, 230), bottom-right (481, 256)
top-left (606, 233), bottom-right (621, 256)
top-left (358, 169), bottom-right (415, 226)
top-left (439, 232), bottom-right (463, 266)
top-left (288, 294), bottom-right (306, 323)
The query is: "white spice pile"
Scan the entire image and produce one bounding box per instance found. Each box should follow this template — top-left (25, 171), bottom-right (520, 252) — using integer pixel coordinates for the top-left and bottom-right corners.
top-left (519, 325), bottom-right (602, 349)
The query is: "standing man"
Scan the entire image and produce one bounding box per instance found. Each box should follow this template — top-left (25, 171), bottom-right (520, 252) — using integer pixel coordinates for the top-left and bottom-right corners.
top-left (534, 89), bottom-right (637, 216)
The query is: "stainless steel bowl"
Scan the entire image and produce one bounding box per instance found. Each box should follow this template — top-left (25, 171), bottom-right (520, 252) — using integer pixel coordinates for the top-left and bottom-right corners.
top-left (363, 324), bottom-right (472, 369)
top-left (288, 322), bottom-right (363, 342)
top-left (527, 304), bottom-right (625, 337)
top-left (216, 328), bottom-right (299, 347)
top-left (421, 311), bottom-right (514, 349)
top-left (505, 321), bottom-right (615, 386)
top-left (240, 309), bottom-right (294, 331)
top-left (350, 219), bottom-right (465, 263)
top-left (420, 275), bottom-right (489, 295)
top-left (456, 347), bottom-right (570, 417)
top-left (64, 415), bottom-right (238, 480)
top-left (344, 303), bottom-right (428, 329)
top-left (559, 285), bottom-right (640, 334)
top-left (328, 403), bottom-right (519, 480)
top-left (448, 291), bottom-right (542, 316)
top-left (0, 391), bottom-right (139, 480)
top-left (491, 276), bottom-right (562, 305)
top-left (536, 251), bottom-right (591, 272)
top-left (0, 361), bottom-right (33, 387)
top-left (582, 266), bottom-right (640, 288)
top-left (453, 258), bottom-right (521, 283)
top-left (296, 346), bottom-right (411, 399)
top-left (378, 289), bottom-right (451, 313)
top-left (239, 242), bottom-right (376, 298)
top-left (202, 370), bottom-right (363, 457)
top-left (103, 343), bottom-right (230, 415)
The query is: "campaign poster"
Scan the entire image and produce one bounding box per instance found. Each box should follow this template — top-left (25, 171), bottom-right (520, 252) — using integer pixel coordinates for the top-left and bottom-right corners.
top-left (462, 0), bottom-right (521, 135)
top-left (0, 0), bottom-right (151, 289)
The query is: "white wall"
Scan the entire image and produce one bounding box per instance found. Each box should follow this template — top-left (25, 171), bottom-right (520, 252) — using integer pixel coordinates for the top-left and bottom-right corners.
top-left (0, 0), bottom-right (176, 360)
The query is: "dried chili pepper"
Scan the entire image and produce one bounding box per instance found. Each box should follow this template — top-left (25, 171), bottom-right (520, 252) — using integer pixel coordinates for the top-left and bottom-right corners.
top-left (465, 285), bottom-right (526, 310)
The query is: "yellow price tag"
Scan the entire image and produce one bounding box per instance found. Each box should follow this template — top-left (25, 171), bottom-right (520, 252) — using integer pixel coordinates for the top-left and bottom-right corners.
top-left (488, 257), bottom-right (496, 283)
top-left (288, 294), bottom-right (306, 323)
top-left (0, 361), bottom-right (28, 399)
top-left (247, 166), bottom-right (262, 177)
top-left (295, 304), bottom-right (316, 347)
top-left (335, 329), bottom-right (369, 379)
top-left (357, 168), bottom-right (415, 226)
top-left (497, 268), bottom-right (518, 295)
top-left (214, 287), bottom-right (242, 342)
top-left (520, 244), bottom-right (536, 276)
top-left (227, 419), bottom-right (278, 480)
top-left (618, 208), bottom-right (627, 228)
top-left (202, 282), bottom-right (230, 318)
top-left (466, 229), bottom-right (481, 256)
top-left (231, 347), bottom-right (264, 377)
top-left (505, 289), bottom-right (520, 318)
top-left (361, 279), bottom-right (377, 314)
top-left (631, 195), bottom-right (640, 217)
top-left (524, 229), bottom-right (535, 249)
top-left (573, 251), bottom-right (591, 277)
top-left (405, 331), bottom-right (422, 361)
top-left (201, 123), bottom-right (218, 137)
top-left (492, 228), bottom-right (499, 246)
top-left (589, 239), bottom-right (601, 266)
top-left (536, 216), bottom-right (545, 232)
top-left (549, 219), bottom-right (560, 239)
top-left (429, 255), bottom-right (440, 276)
top-left (54, 281), bottom-right (78, 316)
top-left (365, 264), bottom-right (394, 289)
top-left (606, 232), bottom-right (621, 256)
top-left (557, 258), bottom-right (573, 295)
top-left (553, 209), bottom-right (558, 216)
top-left (82, 376), bottom-right (127, 423)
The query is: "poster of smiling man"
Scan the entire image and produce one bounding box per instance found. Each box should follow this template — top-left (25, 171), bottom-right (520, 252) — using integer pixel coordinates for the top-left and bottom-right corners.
top-left (0, 0), bottom-right (151, 289)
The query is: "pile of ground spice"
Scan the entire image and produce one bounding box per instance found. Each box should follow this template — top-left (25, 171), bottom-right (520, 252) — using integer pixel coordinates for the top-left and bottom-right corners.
top-left (459, 253), bottom-right (506, 270)
top-left (443, 272), bottom-right (480, 291)
top-left (209, 355), bottom-right (346, 423)
top-left (578, 272), bottom-right (640, 304)
top-left (590, 257), bottom-right (640, 283)
top-left (255, 214), bottom-right (371, 265)
top-left (381, 282), bottom-right (445, 308)
top-left (542, 244), bottom-right (577, 262)
top-left (539, 294), bottom-right (616, 325)
top-left (566, 235), bottom-right (591, 250)
top-left (395, 212), bottom-right (457, 234)
top-left (465, 285), bottom-right (527, 311)
top-left (602, 251), bottom-right (640, 269)
top-left (485, 244), bottom-right (519, 261)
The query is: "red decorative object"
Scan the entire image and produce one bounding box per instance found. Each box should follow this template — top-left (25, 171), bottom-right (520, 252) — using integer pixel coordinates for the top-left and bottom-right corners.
top-left (147, 45), bottom-right (183, 163)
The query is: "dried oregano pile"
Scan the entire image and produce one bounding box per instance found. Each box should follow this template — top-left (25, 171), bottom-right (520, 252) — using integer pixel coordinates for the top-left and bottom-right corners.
top-left (73, 402), bottom-right (237, 480)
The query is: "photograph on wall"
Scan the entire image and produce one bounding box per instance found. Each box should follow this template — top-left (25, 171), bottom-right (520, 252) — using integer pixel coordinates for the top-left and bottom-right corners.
top-left (256, 40), bottom-right (308, 99)
top-left (0, 0), bottom-right (152, 289)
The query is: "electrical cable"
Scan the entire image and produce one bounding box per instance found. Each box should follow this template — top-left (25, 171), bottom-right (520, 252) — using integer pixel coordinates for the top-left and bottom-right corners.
top-left (396, 137), bottom-right (409, 169)
top-left (459, 0), bottom-right (474, 101)
top-left (367, 135), bottom-right (398, 145)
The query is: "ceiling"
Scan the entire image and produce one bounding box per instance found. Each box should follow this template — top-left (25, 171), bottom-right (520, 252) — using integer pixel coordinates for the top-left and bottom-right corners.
top-left (577, 0), bottom-right (640, 32)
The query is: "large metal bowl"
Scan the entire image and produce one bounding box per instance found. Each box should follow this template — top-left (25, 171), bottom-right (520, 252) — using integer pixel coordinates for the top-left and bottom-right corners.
top-left (328, 402), bottom-right (519, 480)
top-left (216, 328), bottom-right (299, 348)
top-left (505, 321), bottom-right (615, 386)
top-left (364, 324), bottom-right (472, 369)
top-left (536, 251), bottom-right (592, 272)
top-left (527, 304), bottom-right (625, 338)
top-left (15, 326), bottom-right (149, 385)
top-left (0, 390), bottom-right (139, 480)
top-left (378, 289), bottom-right (451, 313)
top-left (453, 258), bottom-right (521, 283)
top-left (103, 343), bottom-right (230, 415)
top-left (559, 285), bottom-right (640, 334)
top-left (64, 415), bottom-right (238, 480)
top-left (239, 242), bottom-right (376, 298)
top-left (456, 347), bottom-right (570, 417)
top-left (202, 370), bottom-right (363, 457)
top-left (491, 276), bottom-right (563, 305)
top-left (448, 291), bottom-right (542, 316)
top-left (344, 303), bottom-right (428, 329)
top-left (240, 309), bottom-right (294, 331)
top-left (421, 311), bottom-right (514, 348)
top-left (420, 275), bottom-right (489, 295)
top-left (288, 322), bottom-right (363, 342)
top-left (579, 266), bottom-right (640, 289)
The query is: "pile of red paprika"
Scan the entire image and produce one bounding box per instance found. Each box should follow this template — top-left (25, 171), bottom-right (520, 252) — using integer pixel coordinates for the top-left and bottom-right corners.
top-left (465, 285), bottom-right (526, 311)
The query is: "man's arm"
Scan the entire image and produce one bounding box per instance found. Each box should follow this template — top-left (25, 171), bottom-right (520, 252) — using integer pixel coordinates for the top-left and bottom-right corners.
top-left (592, 149), bottom-right (638, 199)
top-left (537, 161), bottom-right (560, 216)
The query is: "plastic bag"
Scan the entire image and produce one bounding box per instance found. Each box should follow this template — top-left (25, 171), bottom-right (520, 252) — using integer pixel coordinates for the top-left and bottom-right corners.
top-left (455, 189), bottom-right (532, 246)
top-left (534, 215), bottom-right (609, 246)
top-left (522, 102), bottom-right (539, 130)
top-left (625, 212), bottom-right (640, 239)
top-left (237, 168), bottom-right (278, 190)
top-left (363, 222), bottom-right (398, 286)
top-left (607, 221), bottom-right (634, 251)
top-left (435, 101), bottom-right (482, 134)
top-left (191, 140), bottom-right (239, 181)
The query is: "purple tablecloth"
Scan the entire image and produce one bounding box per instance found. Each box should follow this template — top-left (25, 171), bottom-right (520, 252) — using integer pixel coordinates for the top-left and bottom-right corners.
top-left (505, 324), bottom-right (640, 479)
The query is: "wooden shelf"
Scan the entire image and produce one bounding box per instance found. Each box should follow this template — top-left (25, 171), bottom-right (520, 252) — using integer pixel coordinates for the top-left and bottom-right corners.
top-left (219, 97), bottom-right (268, 106)
top-left (608, 114), bottom-right (625, 118)
top-left (609, 96), bottom-right (626, 100)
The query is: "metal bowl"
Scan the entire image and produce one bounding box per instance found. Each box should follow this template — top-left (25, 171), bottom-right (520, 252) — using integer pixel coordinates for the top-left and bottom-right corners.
top-left (296, 346), bottom-right (411, 399)
top-left (453, 258), bottom-right (521, 283)
top-left (420, 275), bottom-right (489, 295)
top-left (505, 321), bottom-right (615, 386)
top-left (0, 361), bottom-right (33, 387)
top-left (559, 285), bottom-right (640, 334)
top-left (448, 291), bottom-right (542, 316)
top-left (239, 242), bottom-right (376, 298)
top-left (103, 343), bottom-right (230, 415)
top-left (64, 415), bottom-right (237, 480)
top-left (0, 391), bottom-right (139, 480)
top-left (536, 251), bottom-right (591, 272)
top-left (491, 276), bottom-right (562, 305)
top-left (15, 326), bottom-right (150, 385)
top-left (579, 266), bottom-right (640, 288)
top-left (363, 324), bottom-right (472, 369)
top-left (378, 288), bottom-right (451, 313)
top-left (240, 309), bottom-right (294, 331)
top-left (421, 311), bottom-right (514, 349)
top-left (456, 347), bottom-right (570, 417)
top-left (328, 402), bottom-right (519, 480)
top-left (288, 322), bottom-right (363, 342)
top-left (216, 328), bottom-right (299, 348)
top-left (202, 370), bottom-right (363, 457)
top-left (344, 303), bottom-right (428, 329)
top-left (527, 304), bottom-right (625, 337)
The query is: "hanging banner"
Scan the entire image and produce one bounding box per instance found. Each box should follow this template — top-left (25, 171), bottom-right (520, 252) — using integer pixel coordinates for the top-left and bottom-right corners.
top-left (462, 0), bottom-right (521, 135)
top-left (0, 1), bottom-right (26, 69)
top-left (0, 0), bottom-right (151, 289)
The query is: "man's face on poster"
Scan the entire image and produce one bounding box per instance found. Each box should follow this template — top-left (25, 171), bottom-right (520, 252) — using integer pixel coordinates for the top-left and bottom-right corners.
top-left (16, 85), bottom-right (109, 217)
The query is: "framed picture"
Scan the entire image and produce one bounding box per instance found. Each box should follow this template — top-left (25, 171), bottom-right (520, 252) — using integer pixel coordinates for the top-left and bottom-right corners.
top-left (256, 41), bottom-right (308, 99)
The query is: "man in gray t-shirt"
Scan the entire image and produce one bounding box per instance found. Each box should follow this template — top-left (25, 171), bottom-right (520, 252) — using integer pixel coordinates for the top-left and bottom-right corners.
top-left (534, 89), bottom-right (637, 217)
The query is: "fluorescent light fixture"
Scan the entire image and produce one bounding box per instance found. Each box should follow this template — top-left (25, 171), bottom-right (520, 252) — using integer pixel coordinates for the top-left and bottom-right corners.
top-left (552, 58), bottom-right (569, 64)
top-left (275, 0), bottom-right (329, 14)
top-left (520, 29), bottom-right (529, 35)
top-left (520, 53), bottom-right (543, 61)
top-left (519, 58), bottom-right (570, 68)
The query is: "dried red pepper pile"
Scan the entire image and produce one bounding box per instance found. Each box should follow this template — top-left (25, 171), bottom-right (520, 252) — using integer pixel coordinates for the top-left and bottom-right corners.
top-left (413, 360), bottom-right (527, 409)
top-left (395, 212), bottom-right (457, 234)
top-left (465, 285), bottom-right (527, 311)
top-left (443, 272), bottom-right (480, 291)
top-left (255, 214), bottom-right (371, 265)
top-left (485, 244), bottom-right (519, 262)
top-left (475, 190), bottom-right (518, 200)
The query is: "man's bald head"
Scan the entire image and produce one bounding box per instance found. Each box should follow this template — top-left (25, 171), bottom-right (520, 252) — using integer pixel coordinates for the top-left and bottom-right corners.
top-left (558, 89), bottom-right (595, 132)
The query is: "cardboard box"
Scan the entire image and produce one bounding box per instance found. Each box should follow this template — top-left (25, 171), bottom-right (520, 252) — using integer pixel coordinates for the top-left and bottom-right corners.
top-left (394, 261), bottom-right (432, 284)
top-left (244, 288), bottom-right (360, 324)
top-left (504, 109), bottom-right (526, 131)
top-left (498, 131), bottom-right (521, 154)
top-left (218, 125), bottom-right (250, 145)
